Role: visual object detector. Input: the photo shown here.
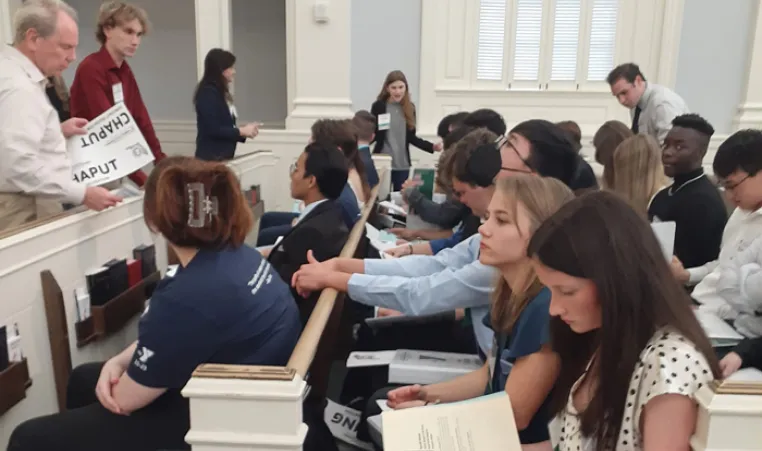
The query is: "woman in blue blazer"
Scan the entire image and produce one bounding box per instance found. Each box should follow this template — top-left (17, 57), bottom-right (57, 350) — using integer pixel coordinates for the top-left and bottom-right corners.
top-left (194, 48), bottom-right (259, 161)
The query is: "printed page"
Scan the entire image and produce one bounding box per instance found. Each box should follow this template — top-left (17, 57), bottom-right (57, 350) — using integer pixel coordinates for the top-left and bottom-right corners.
top-left (346, 350), bottom-right (397, 368)
top-left (651, 221), bottom-right (676, 261)
top-left (382, 392), bottom-right (521, 451)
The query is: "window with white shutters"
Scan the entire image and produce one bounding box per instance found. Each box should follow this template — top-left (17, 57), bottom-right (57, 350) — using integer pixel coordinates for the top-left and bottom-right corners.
top-left (512, 0), bottom-right (544, 81)
top-left (476, 0), bottom-right (507, 81)
top-left (587, 0), bottom-right (618, 81)
top-left (550, 0), bottom-right (581, 81)
top-left (474, 0), bottom-right (620, 88)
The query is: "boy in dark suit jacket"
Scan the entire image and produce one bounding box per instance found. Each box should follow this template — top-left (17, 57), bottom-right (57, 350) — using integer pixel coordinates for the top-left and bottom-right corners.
top-left (266, 142), bottom-right (351, 325)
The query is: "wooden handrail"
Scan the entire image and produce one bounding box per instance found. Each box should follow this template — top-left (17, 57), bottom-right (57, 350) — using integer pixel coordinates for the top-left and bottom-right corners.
top-left (286, 179), bottom-right (383, 377)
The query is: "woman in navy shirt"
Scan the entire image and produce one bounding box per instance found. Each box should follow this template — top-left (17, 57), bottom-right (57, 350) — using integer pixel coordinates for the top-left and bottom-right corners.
top-left (386, 175), bottom-right (574, 449)
top-left (8, 157), bottom-right (301, 451)
top-left (194, 48), bottom-right (260, 161)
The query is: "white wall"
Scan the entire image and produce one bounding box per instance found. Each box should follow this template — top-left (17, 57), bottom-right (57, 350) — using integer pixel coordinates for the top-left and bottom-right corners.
top-left (0, 199), bottom-right (169, 446)
top-left (231, 0), bottom-right (288, 127)
top-left (349, 0), bottom-right (422, 111)
top-left (63, 0), bottom-right (198, 121)
top-left (675, 0), bottom-right (757, 134)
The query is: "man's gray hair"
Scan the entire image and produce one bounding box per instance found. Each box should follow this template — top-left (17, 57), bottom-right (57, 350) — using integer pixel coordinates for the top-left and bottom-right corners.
top-left (13, 0), bottom-right (77, 44)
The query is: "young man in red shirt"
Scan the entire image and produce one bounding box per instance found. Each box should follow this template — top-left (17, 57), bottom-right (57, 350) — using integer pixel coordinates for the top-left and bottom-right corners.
top-left (69, 2), bottom-right (166, 187)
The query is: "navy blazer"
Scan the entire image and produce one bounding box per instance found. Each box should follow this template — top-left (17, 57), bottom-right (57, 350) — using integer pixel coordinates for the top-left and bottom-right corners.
top-left (194, 82), bottom-right (245, 161)
top-left (267, 200), bottom-right (349, 325)
top-left (370, 100), bottom-right (433, 165)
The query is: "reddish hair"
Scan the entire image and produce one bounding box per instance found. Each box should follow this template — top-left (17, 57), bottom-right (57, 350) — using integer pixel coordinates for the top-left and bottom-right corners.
top-left (143, 156), bottom-right (252, 249)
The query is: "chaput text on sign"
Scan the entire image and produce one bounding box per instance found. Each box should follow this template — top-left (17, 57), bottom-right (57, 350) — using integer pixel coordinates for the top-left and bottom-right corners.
top-left (67, 103), bottom-right (154, 187)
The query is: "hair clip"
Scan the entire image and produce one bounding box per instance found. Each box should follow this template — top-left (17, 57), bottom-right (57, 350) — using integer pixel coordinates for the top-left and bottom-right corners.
top-left (187, 182), bottom-right (219, 228)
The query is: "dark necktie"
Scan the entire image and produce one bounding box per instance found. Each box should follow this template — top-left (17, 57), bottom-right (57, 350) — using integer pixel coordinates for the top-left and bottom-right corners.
top-left (631, 106), bottom-right (642, 134)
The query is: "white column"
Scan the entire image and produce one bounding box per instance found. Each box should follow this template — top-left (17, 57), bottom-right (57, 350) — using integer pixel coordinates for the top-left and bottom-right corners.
top-left (0, 0), bottom-right (21, 44)
top-left (182, 371), bottom-right (308, 450)
top-left (734, 0), bottom-right (762, 130)
top-left (194, 0), bottom-right (232, 80)
top-left (285, 0), bottom-right (353, 129)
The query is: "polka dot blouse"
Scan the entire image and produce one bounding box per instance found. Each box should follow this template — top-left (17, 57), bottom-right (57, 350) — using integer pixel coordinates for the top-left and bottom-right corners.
top-left (557, 328), bottom-right (713, 451)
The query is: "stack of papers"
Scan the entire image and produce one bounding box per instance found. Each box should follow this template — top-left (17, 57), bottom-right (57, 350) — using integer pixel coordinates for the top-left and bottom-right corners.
top-left (346, 349), bottom-right (482, 385)
top-left (379, 200), bottom-right (407, 217)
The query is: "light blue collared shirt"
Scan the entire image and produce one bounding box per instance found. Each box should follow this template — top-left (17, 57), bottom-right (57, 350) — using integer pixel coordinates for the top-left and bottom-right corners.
top-left (347, 235), bottom-right (497, 355)
top-left (294, 199), bottom-right (327, 225)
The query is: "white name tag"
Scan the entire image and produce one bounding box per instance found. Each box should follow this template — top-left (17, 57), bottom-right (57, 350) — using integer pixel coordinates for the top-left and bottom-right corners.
top-left (378, 113), bottom-right (391, 131)
top-left (112, 82), bottom-right (124, 104)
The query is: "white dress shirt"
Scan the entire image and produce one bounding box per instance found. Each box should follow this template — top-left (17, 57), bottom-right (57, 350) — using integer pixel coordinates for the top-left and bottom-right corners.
top-left (632, 82), bottom-right (690, 143)
top-left (0, 45), bottom-right (85, 204)
top-left (693, 207), bottom-right (762, 337)
top-left (347, 234), bottom-right (497, 355)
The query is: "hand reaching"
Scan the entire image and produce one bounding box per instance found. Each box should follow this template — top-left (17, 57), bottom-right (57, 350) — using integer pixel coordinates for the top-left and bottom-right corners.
top-left (61, 117), bottom-right (88, 138)
top-left (389, 228), bottom-right (419, 241)
top-left (239, 122), bottom-right (260, 139)
top-left (384, 244), bottom-right (412, 258)
top-left (386, 384), bottom-right (428, 410)
top-left (719, 352), bottom-right (743, 378)
top-left (291, 250), bottom-right (336, 297)
top-left (669, 256), bottom-right (690, 284)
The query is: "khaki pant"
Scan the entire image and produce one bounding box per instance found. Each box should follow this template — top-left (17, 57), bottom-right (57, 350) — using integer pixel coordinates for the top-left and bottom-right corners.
top-left (0, 193), bottom-right (63, 232)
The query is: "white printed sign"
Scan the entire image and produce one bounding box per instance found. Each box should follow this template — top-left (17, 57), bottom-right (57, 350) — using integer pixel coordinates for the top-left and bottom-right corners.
top-left (67, 102), bottom-right (155, 187)
top-left (324, 399), bottom-right (373, 450)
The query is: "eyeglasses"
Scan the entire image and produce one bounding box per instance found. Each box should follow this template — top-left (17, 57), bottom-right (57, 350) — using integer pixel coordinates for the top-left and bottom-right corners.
top-left (496, 135), bottom-right (534, 173)
top-left (289, 162), bottom-right (297, 174)
top-left (718, 174), bottom-right (750, 191)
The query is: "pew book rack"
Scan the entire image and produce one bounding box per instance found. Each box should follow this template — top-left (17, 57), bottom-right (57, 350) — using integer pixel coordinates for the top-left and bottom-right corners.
top-left (0, 358), bottom-right (32, 417)
top-left (73, 271), bottom-right (161, 347)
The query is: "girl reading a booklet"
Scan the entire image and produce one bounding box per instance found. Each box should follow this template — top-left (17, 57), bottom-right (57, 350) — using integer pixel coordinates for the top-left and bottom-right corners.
top-left (385, 175), bottom-right (574, 450)
top-left (528, 191), bottom-right (720, 451)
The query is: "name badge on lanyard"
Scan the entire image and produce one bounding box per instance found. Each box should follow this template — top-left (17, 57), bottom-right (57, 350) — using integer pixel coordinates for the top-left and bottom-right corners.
top-left (378, 113), bottom-right (391, 131)
top-left (112, 82), bottom-right (124, 104)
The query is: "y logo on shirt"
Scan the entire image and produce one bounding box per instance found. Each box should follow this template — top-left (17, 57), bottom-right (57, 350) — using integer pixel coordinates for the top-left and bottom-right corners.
top-left (133, 346), bottom-right (154, 371)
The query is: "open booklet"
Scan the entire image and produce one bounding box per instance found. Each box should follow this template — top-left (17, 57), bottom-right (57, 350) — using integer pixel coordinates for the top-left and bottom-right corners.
top-left (382, 392), bottom-right (521, 451)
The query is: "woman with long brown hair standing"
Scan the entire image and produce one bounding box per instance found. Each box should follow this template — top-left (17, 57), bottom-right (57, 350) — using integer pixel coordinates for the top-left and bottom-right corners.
top-left (370, 70), bottom-right (442, 190)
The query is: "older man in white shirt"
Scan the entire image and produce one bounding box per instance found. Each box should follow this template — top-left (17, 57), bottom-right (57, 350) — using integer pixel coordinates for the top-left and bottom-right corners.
top-left (0, 0), bottom-right (121, 230)
top-left (607, 62), bottom-right (690, 143)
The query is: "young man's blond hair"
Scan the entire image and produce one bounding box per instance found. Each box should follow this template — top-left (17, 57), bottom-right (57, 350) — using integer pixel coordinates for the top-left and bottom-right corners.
top-left (95, 1), bottom-right (149, 45)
